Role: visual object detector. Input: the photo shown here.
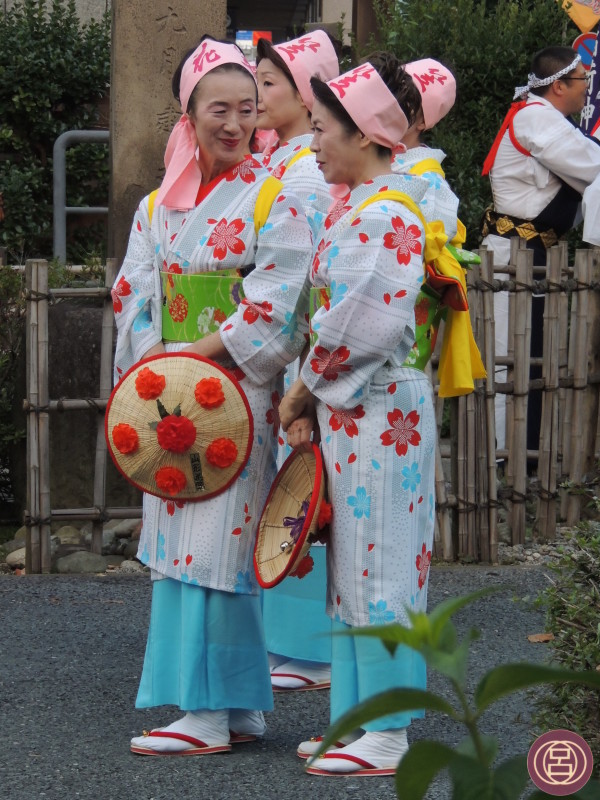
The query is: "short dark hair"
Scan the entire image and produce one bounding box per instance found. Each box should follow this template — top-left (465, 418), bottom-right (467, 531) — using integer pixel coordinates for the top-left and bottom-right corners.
top-left (529, 46), bottom-right (579, 97)
top-left (256, 38), bottom-right (297, 91)
top-left (172, 35), bottom-right (256, 113)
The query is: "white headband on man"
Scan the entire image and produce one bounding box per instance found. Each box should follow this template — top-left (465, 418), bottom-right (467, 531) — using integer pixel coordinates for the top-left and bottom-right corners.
top-left (513, 54), bottom-right (581, 100)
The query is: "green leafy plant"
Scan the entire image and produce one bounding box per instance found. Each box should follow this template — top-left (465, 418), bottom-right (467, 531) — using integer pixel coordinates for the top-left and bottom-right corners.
top-left (0, 0), bottom-right (110, 262)
top-left (315, 588), bottom-right (600, 799)
top-left (533, 523), bottom-right (600, 776)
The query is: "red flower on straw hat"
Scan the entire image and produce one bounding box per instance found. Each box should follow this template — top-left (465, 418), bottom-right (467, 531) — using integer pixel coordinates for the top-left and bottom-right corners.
top-left (290, 553), bottom-right (314, 579)
top-left (155, 466), bottom-right (187, 496)
top-left (195, 376), bottom-right (225, 408)
top-left (317, 499), bottom-right (332, 529)
top-left (156, 415), bottom-right (197, 453)
top-left (206, 437), bottom-right (238, 468)
top-left (112, 423), bottom-right (139, 454)
top-left (135, 367), bottom-right (166, 400)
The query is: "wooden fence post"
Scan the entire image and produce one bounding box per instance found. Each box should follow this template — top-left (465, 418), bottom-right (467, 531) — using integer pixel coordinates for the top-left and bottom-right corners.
top-left (566, 251), bottom-right (592, 526)
top-left (25, 260), bottom-right (40, 573)
top-left (511, 245), bottom-right (533, 543)
top-left (535, 245), bottom-right (561, 540)
top-left (480, 248), bottom-right (498, 562)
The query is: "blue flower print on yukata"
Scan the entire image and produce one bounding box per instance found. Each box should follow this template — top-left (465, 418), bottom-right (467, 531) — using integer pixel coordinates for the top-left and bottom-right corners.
top-left (424, 171), bottom-right (443, 190)
top-left (281, 311), bottom-right (298, 341)
top-left (369, 599), bottom-right (396, 625)
top-left (347, 486), bottom-right (371, 519)
top-left (181, 573), bottom-right (199, 586)
top-left (329, 279), bottom-right (348, 308)
top-left (156, 532), bottom-right (166, 561)
top-left (234, 570), bottom-right (254, 593)
top-left (133, 307), bottom-right (152, 332)
top-left (326, 245), bottom-right (339, 268)
top-left (402, 462), bottom-right (421, 492)
top-left (139, 545), bottom-right (150, 565)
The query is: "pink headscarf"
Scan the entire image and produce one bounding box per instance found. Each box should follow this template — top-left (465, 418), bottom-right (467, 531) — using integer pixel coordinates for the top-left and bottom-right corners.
top-left (325, 63), bottom-right (409, 149)
top-left (155, 39), bottom-right (255, 210)
top-left (404, 58), bottom-right (456, 130)
top-left (259, 30), bottom-right (339, 111)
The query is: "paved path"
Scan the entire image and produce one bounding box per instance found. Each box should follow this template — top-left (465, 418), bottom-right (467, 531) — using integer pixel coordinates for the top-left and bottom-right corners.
top-left (1, 565), bottom-right (557, 800)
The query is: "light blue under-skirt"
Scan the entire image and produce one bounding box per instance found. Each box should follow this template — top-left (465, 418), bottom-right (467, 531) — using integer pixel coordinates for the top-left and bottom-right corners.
top-left (135, 578), bottom-right (274, 712)
top-left (261, 546), bottom-right (331, 663)
top-left (329, 619), bottom-right (426, 730)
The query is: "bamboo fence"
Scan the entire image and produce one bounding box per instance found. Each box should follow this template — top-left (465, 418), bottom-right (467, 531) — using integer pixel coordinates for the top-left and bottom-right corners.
top-left (22, 245), bottom-right (600, 571)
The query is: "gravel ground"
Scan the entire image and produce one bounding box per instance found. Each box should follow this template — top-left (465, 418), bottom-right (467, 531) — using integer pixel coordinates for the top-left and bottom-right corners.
top-left (0, 564), bottom-right (569, 800)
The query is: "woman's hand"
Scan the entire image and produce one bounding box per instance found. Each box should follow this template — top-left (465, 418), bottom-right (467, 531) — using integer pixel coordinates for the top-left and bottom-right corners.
top-left (141, 342), bottom-right (166, 360)
top-left (279, 378), bottom-right (317, 451)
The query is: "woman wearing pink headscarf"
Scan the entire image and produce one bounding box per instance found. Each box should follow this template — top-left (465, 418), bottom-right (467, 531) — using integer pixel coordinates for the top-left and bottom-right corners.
top-left (112, 35), bottom-right (313, 756)
top-left (254, 30), bottom-right (339, 694)
top-left (279, 55), bottom-right (437, 775)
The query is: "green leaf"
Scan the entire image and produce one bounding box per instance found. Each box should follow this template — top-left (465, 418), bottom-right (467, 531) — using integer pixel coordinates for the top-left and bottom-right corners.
top-left (315, 688), bottom-right (458, 756)
top-left (475, 663), bottom-right (600, 713)
top-left (394, 740), bottom-right (456, 800)
top-left (489, 755), bottom-right (530, 799)
top-left (337, 622), bottom-right (424, 657)
top-left (156, 398), bottom-right (169, 419)
top-left (448, 753), bottom-right (529, 800)
top-left (456, 733), bottom-right (498, 766)
top-left (427, 587), bottom-right (507, 642)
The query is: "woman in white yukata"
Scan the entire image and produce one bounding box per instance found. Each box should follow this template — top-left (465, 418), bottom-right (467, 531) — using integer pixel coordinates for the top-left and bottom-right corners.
top-left (254, 30), bottom-right (339, 693)
top-left (279, 55), bottom-right (437, 776)
top-left (393, 59), bottom-right (459, 240)
top-left (112, 36), bottom-right (313, 756)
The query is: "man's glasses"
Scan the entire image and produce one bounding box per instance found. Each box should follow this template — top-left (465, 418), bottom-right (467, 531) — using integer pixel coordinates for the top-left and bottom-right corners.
top-left (563, 74), bottom-right (592, 85)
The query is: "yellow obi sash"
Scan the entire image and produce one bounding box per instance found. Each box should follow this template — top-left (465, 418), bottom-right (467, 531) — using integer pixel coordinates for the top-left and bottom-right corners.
top-left (309, 191), bottom-right (486, 396)
top-left (161, 270), bottom-right (245, 343)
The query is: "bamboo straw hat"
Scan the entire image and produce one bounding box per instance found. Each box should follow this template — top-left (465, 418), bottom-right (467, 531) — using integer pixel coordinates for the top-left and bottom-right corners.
top-left (254, 443), bottom-right (327, 588)
top-left (105, 353), bottom-right (253, 501)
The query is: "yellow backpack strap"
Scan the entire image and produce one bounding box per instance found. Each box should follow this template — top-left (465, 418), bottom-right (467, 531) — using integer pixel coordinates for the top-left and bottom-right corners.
top-left (351, 190), bottom-right (428, 231)
top-left (284, 146), bottom-right (312, 171)
top-left (147, 189), bottom-right (159, 224)
top-left (408, 157), bottom-right (446, 178)
top-left (254, 175), bottom-right (284, 235)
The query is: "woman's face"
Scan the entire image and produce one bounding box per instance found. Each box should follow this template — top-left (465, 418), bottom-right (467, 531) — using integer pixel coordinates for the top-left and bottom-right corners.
top-left (188, 69), bottom-right (257, 175)
top-left (256, 58), bottom-right (307, 137)
top-left (310, 98), bottom-right (362, 187)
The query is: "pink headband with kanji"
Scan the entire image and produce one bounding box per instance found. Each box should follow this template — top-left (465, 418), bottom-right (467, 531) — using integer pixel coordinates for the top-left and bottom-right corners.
top-left (325, 63), bottom-right (409, 148)
top-left (404, 58), bottom-right (456, 130)
top-left (155, 39), bottom-right (255, 210)
top-left (266, 31), bottom-right (339, 111)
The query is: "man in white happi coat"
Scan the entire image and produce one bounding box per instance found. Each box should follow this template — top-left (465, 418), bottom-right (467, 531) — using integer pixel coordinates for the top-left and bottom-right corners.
top-left (480, 46), bottom-right (600, 454)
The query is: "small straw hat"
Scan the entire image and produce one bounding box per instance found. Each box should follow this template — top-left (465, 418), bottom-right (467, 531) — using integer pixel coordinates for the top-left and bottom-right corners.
top-left (254, 443), bottom-right (325, 588)
top-left (105, 353), bottom-right (253, 501)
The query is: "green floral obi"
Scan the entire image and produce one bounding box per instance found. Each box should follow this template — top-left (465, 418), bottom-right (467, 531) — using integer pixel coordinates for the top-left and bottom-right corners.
top-left (161, 270), bottom-right (246, 342)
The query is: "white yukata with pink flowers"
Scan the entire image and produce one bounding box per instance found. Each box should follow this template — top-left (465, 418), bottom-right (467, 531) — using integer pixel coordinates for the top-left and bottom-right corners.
top-left (112, 157), bottom-right (313, 594)
top-left (392, 146), bottom-right (459, 240)
top-left (300, 172), bottom-right (437, 629)
top-left (261, 133), bottom-right (332, 240)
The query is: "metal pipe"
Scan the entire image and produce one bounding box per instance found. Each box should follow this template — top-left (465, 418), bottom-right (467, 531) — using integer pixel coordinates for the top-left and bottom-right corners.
top-left (53, 130), bottom-right (109, 263)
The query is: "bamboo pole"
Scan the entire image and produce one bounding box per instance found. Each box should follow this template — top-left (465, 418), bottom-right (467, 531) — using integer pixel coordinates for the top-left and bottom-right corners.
top-left (505, 237), bottom-right (521, 489)
top-left (49, 287), bottom-right (112, 299)
top-left (582, 249), bottom-right (600, 476)
top-left (25, 260), bottom-right (41, 573)
top-left (560, 247), bottom-right (577, 519)
top-left (566, 251), bottom-right (591, 526)
top-left (23, 398), bottom-right (108, 412)
top-left (511, 246), bottom-right (533, 544)
top-left (50, 507), bottom-right (142, 521)
top-left (90, 259), bottom-right (118, 555)
top-left (535, 246), bottom-right (561, 540)
top-left (471, 261), bottom-right (490, 561)
top-left (37, 260), bottom-right (52, 572)
top-left (456, 395), bottom-right (467, 556)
